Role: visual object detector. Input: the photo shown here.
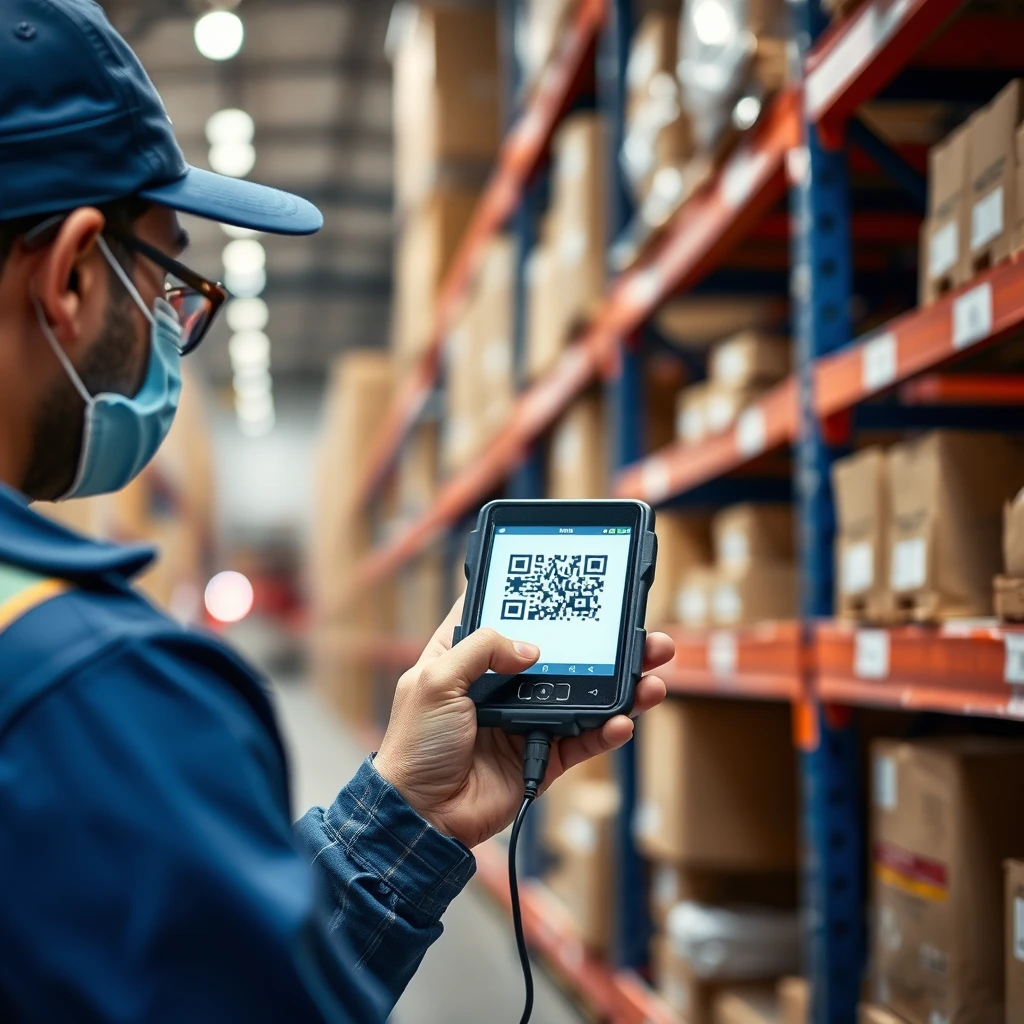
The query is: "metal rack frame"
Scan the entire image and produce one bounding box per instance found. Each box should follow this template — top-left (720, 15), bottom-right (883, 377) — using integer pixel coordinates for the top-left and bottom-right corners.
top-left (352, 0), bottom-right (1024, 1020)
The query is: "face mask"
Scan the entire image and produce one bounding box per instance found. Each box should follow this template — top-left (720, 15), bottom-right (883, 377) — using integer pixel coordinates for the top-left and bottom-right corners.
top-left (33, 235), bottom-right (184, 501)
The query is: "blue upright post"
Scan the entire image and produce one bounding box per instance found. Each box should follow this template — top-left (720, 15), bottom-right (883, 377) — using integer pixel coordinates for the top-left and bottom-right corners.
top-left (600, 0), bottom-right (648, 972)
top-left (790, 1), bottom-right (865, 1018)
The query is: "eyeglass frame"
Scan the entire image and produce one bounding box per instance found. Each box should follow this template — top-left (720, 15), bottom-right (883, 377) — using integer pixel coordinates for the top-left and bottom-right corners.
top-left (22, 212), bottom-right (228, 356)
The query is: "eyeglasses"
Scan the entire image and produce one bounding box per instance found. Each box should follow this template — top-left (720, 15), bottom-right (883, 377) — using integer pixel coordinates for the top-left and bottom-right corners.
top-left (23, 215), bottom-right (228, 357)
top-left (101, 228), bottom-right (227, 356)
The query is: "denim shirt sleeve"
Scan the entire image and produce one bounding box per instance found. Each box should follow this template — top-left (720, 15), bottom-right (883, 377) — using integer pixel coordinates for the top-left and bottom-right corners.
top-left (294, 757), bottom-right (477, 1005)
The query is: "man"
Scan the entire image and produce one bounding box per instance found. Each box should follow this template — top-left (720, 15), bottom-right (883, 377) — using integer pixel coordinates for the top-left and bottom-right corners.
top-left (0, 2), bottom-right (673, 1021)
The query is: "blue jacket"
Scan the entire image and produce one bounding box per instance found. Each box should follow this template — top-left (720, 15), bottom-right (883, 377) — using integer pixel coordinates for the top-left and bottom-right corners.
top-left (0, 484), bottom-right (476, 1023)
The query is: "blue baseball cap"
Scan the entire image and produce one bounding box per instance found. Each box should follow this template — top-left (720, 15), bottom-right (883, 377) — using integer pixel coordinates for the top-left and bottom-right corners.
top-left (0, 0), bottom-right (323, 235)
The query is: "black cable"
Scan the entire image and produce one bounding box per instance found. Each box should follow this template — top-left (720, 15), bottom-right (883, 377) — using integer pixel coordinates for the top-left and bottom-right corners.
top-left (508, 730), bottom-right (552, 1024)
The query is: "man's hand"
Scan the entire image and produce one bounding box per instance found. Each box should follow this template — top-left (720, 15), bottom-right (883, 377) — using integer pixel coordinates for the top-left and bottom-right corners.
top-left (373, 596), bottom-right (673, 849)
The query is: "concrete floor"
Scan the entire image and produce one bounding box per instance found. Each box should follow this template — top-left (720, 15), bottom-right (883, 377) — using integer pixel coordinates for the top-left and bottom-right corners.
top-left (270, 676), bottom-right (587, 1024)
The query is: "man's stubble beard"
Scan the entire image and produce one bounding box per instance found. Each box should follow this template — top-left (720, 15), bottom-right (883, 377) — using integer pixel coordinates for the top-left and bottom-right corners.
top-left (23, 283), bottom-right (148, 502)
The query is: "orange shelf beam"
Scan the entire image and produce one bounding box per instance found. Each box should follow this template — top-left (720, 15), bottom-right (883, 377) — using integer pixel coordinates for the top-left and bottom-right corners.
top-left (815, 257), bottom-right (1024, 418)
top-left (660, 622), bottom-right (804, 702)
top-left (613, 971), bottom-right (681, 1024)
top-left (611, 377), bottom-right (798, 504)
top-left (805, 0), bottom-right (965, 145)
top-left (473, 840), bottom-right (621, 1020)
top-left (816, 620), bottom-right (1024, 719)
top-left (899, 373), bottom-right (1024, 405)
top-left (354, 0), bottom-right (607, 508)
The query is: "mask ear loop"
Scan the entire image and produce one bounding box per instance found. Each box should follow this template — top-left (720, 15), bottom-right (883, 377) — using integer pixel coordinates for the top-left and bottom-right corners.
top-left (96, 235), bottom-right (156, 327)
top-left (31, 295), bottom-right (92, 406)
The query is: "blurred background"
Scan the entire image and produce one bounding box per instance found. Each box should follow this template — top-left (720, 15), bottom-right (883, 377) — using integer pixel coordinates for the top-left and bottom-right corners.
top-left (35, 0), bottom-right (1024, 1021)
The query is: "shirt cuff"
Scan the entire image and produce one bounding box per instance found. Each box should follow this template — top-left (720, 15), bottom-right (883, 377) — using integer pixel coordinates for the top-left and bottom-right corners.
top-left (323, 756), bottom-right (476, 921)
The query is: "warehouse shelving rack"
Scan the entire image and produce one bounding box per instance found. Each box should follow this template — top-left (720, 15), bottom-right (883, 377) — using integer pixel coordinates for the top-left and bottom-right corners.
top-left (351, 0), bottom-right (1024, 1021)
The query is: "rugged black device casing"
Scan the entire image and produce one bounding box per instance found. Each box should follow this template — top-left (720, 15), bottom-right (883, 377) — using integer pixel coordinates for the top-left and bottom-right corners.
top-left (452, 499), bottom-right (657, 737)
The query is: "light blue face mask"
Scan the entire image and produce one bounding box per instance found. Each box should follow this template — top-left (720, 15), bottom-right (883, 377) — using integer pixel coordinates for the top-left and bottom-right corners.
top-left (33, 235), bottom-right (184, 500)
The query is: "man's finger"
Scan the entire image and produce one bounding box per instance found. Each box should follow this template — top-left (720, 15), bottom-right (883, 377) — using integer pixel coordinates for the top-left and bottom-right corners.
top-left (418, 627), bottom-right (539, 695)
top-left (631, 674), bottom-right (668, 717)
top-left (643, 631), bottom-right (675, 672)
top-left (558, 716), bottom-right (634, 774)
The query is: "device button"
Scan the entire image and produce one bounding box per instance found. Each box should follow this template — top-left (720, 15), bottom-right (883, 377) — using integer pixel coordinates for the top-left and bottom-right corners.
top-left (533, 682), bottom-right (554, 701)
top-left (555, 683), bottom-right (571, 701)
top-left (517, 683), bottom-right (533, 701)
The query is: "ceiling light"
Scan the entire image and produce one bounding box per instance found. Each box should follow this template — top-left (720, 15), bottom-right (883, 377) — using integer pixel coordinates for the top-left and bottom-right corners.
top-left (222, 238), bottom-right (266, 276)
top-left (209, 141), bottom-right (256, 178)
top-left (194, 10), bottom-right (244, 61)
top-left (205, 108), bottom-right (254, 145)
top-left (226, 298), bottom-right (269, 333)
top-left (204, 571), bottom-right (254, 623)
top-left (224, 266), bottom-right (266, 299)
top-left (229, 330), bottom-right (271, 370)
top-left (221, 223), bottom-right (260, 240)
top-left (233, 368), bottom-right (272, 399)
top-left (692, 0), bottom-right (735, 46)
top-left (236, 390), bottom-right (274, 423)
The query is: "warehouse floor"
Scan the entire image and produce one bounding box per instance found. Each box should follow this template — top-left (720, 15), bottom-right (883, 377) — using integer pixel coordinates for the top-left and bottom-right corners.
top-left (270, 675), bottom-right (587, 1024)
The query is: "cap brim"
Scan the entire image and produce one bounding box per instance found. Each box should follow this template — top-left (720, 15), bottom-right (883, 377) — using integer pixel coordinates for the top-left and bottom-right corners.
top-left (139, 165), bottom-right (323, 236)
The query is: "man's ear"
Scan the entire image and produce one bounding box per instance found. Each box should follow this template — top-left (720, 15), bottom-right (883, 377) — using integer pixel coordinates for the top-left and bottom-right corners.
top-left (28, 208), bottom-right (106, 351)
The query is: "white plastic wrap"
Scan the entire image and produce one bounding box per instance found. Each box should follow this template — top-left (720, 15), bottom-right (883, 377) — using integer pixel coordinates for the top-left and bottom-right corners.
top-left (666, 901), bottom-right (801, 980)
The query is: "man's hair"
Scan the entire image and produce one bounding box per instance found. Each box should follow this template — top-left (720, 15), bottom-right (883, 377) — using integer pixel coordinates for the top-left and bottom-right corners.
top-left (0, 195), bottom-right (151, 272)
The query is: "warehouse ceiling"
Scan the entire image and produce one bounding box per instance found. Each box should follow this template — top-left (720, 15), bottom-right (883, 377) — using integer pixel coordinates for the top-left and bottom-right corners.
top-left (98, 0), bottom-right (395, 387)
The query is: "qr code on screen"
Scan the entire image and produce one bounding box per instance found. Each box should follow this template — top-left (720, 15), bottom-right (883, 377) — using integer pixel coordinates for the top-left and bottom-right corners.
top-left (500, 553), bottom-right (607, 622)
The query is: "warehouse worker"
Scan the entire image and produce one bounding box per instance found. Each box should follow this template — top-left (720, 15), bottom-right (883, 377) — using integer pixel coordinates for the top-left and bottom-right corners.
top-left (0, 2), bottom-right (673, 1021)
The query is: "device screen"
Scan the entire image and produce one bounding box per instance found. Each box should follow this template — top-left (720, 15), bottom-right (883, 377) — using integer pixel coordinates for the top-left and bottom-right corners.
top-left (477, 525), bottom-right (634, 677)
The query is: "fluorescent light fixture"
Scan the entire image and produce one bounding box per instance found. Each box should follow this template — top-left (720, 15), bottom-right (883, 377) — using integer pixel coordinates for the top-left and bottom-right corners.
top-left (205, 108), bottom-right (254, 145)
top-left (222, 238), bottom-right (266, 276)
top-left (226, 297), bottom-right (269, 333)
top-left (229, 330), bottom-right (271, 371)
top-left (224, 266), bottom-right (266, 299)
top-left (209, 140), bottom-right (256, 178)
top-left (194, 10), bottom-right (244, 61)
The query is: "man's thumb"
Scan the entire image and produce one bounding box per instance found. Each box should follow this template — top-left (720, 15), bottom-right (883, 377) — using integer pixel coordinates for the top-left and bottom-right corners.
top-left (422, 628), bottom-right (539, 694)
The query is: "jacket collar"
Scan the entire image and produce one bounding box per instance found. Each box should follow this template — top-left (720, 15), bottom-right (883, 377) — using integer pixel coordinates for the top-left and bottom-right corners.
top-left (0, 483), bottom-right (155, 582)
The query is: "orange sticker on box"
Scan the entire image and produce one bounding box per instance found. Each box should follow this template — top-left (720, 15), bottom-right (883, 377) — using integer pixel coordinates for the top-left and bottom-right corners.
top-left (874, 842), bottom-right (949, 902)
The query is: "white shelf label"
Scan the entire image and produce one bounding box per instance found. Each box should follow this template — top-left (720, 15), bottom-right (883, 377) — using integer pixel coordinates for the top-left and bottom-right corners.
top-left (861, 333), bottom-right (897, 392)
top-left (1015, 897), bottom-right (1024, 961)
top-left (708, 631), bottom-right (738, 677)
top-left (855, 629), bottom-right (890, 679)
top-left (736, 407), bottom-right (766, 457)
top-left (873, 754), bottom-right (897, 810)
top-left (971, 187), bottom-right (1004, 251)
top-left (1005, 633), bottom-right (1024, 684)
top-left (891, 537), bottom-right (927, 591)
top-left (952, 282), bottom-right (993, 350)
top-left (841, 541), bottom-right (874, 595)
top-left (929, 221), bottom-right (958, 278)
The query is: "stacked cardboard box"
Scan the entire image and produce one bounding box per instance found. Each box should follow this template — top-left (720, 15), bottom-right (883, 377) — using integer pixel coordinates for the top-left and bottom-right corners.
top-left (395, 422), bottom-right (440, 525)
top-left (442, 235), bottom-right (516, 473)
top-left (776, 977), bottom-right (809, 1024)
top-left (676, 332), bottom-right (790, 447)
top-left (1007, 860), bottom-right (1024, 1022)
top-left (623, 13), bottom-right (694, 210)
top-left (713, 989), bottom-right (779, 1024)
top-left (887, 431), bottom-right (1024, 621)
top-left (647, 513), bottom-right (713, 627)
top-left (525, 114), bottom-right (608, 382)
top-left (995, 487), bottom-right (1024, 621)
top-left (309, 353), bottom-right (394, 724)
top-left (548, 392), bottom-right (608, 499)
top-left (920, 80), bottom-right (1024, 304)
top-left (638, 698), bottom-right (799, 1020)
top-left (869, 738), bottom-right (1024, 1024)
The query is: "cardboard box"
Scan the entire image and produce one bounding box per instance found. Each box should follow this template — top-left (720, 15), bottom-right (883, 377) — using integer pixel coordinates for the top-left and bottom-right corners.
top-left (396, 423), bottom-right (439, 521)
top-left (1006, 487), bottom-right (1024, 577)
top-left (858, 1006), bottom-right (907, 1024)
top-left (441, 298), bottom-right (484, 473)
top-left (1008, 860), bottom-right (1024, 1023)
top-left (473, 236), bottom-right (516, 439)
top-left (677, 382), bottom-right (711, 446)
top-left (646, 355), bottom-right (689, 452)
top-left (709, 332), bottom-right (791, 389)
top-left (920, 122), bottom-right (970, 304)
top-left (650, 862), bottom-right (798, 931)
top-left (525, 238), bottom-right (568, 382)
top-left (548, 393), bottom-right (607, 499)
top-left (870, 738), bottom-right (1024, 1024)
top-left (887, 431), bottom-right (1024, 620)
top-left (395, 188), bottom-right (479, 365)
top-left (541, 754), bottom-right (614, 857)
top-left (833, 447), bottom-right (895, 622)
top-left (636, 698), bottom-right (798, 870)
top-left (653, 936), bottom-right (735, 1024)
top-left (705, 384), bottom-right (769, 437)
top-left (551, 114), bottom-right (608, 330)
top-left (646, 513), bottom-right (713, 626)
top-left (543, 779), bottom-right (620, 952)
top-left (714, 989), bottom-right (779, 1024)
top-left (396, 550), bottom-right (445, 642)
top-left (676, 565), bottom-right (718, 628)
top-left (777, 977), bottom-right (809, 1024)
top-left (712, 504), bottom-right (794, 574)
top-left (711, 564), bottom-right (798, 627)
top-left (392, 4), bottom-right (499, 207)
top-left (965, 80), bottom-right (1024, 275)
